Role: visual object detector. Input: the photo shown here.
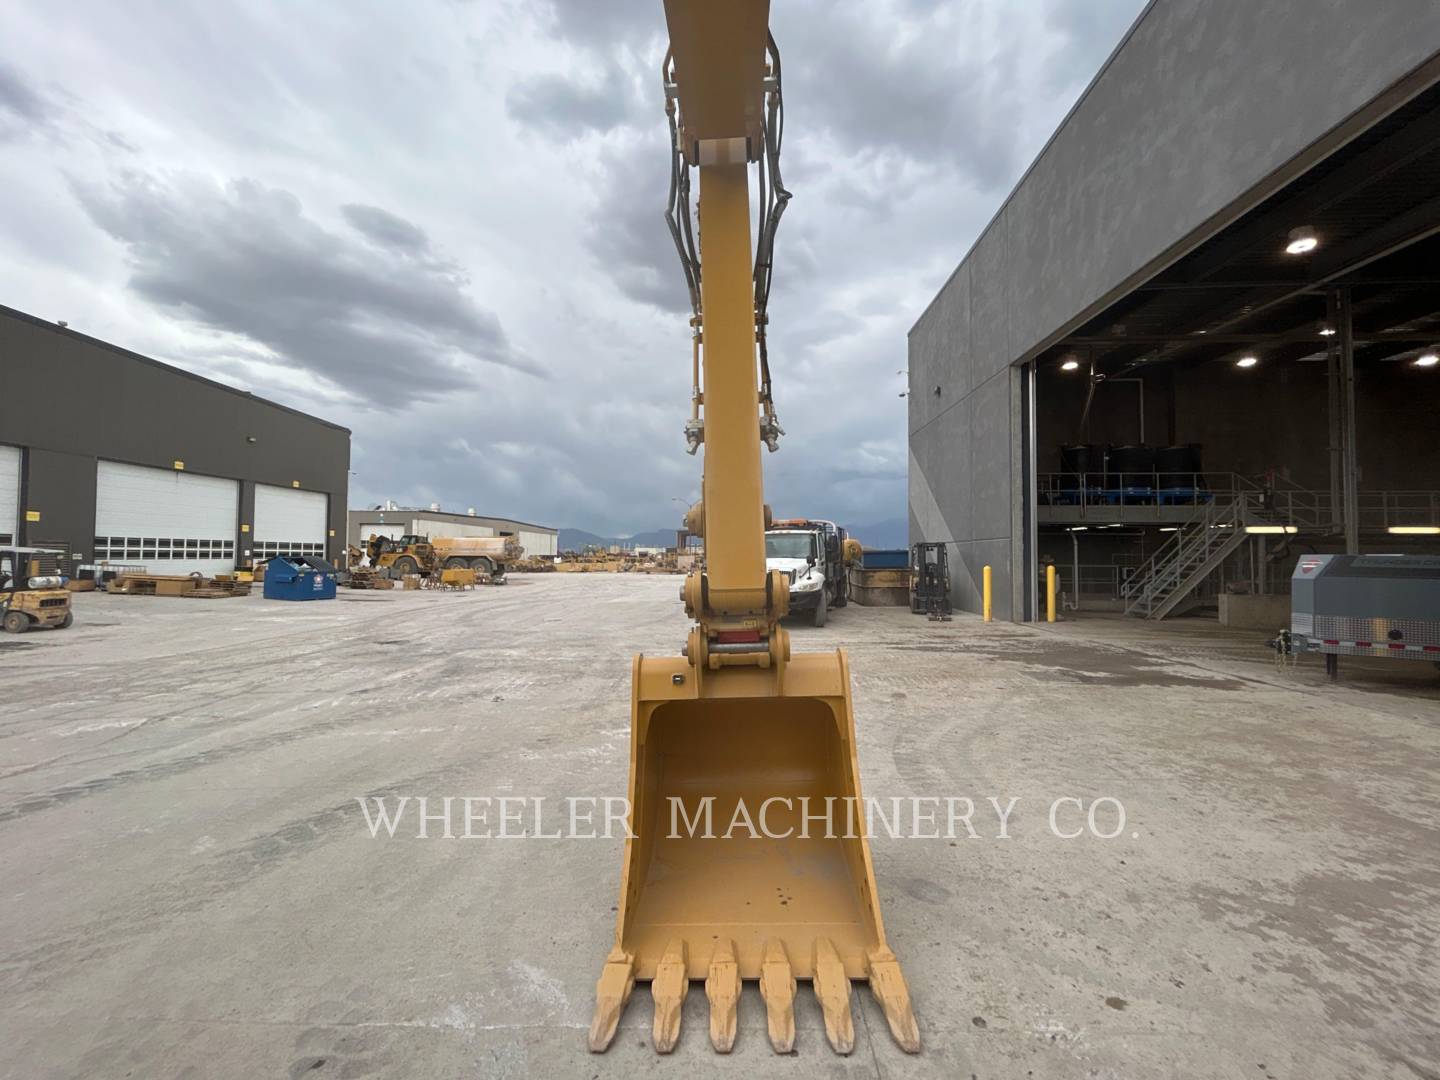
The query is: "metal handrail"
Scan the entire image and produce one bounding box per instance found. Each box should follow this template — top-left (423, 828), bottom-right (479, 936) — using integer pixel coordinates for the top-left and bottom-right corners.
top-left (1121, 490), bottom-right (1252, 613)
top-left (1112, 482), bottom-right (1440, 617)
top-left (1042, 472), bottom-right (1440, 530)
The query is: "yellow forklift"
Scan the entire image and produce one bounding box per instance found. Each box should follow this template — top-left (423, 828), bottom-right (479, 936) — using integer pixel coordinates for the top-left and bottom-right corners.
top-left (0, 547), bottom-right (73, 633)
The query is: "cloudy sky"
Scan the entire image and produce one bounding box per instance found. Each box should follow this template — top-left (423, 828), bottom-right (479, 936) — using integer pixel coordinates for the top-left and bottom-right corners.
top-left (1, 0), bottom-right (1145, 536)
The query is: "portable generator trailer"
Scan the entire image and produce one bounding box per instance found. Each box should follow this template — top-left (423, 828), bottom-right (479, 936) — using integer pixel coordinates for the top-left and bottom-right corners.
top-left (1289, 553), bottom-right (1440, 680)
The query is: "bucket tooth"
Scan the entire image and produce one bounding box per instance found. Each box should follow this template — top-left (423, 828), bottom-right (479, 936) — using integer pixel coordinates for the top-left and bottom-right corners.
top-left (867, 948), bottom-right (920, 1053)
top-left (651, 938), bottom-right (689, 1053)
top-left (812, 937), bottom-right (855, 1055)
top-left (587, 949), bottom-right (636, 1053)
top-left (759, 938), bottom-right (798, 1053)
top-left (705, 939), bottom-right (740, 1053)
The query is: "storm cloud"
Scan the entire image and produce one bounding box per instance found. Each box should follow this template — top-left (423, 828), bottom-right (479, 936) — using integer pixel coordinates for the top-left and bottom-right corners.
top-left (342, 203), bottom-right (433, 256)
top-left (72, 172), bottom-right (534, 408)
top-left (1, 0), bottom-right (1146, 535)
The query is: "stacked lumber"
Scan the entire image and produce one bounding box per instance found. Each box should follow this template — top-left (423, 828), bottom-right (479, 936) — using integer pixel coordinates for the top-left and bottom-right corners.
top-left (108, 573), bottom-right (251, 598)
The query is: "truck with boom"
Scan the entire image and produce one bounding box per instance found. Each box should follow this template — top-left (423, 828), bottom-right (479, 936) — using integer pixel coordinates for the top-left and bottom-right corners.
top-left (764, 518), bottom-right (853, 626)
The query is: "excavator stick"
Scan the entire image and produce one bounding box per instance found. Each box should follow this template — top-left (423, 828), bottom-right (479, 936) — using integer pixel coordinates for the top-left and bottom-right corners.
top-left (588, 0), bottom-right (919, 1056)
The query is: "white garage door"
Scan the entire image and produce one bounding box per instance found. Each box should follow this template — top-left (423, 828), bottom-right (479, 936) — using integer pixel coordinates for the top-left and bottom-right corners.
top-left (427, 521), bottom-right (494, 538)
top-left (94, 461), bottom-right (238, 575)
top-left (518, 529), bottom-right (557, 557)
top-left (0, 444), bottom-right (19, 545)
top-left (358, 521), bottom-right (408, 542)
top-left (254, 485), bottom-right (328, 563)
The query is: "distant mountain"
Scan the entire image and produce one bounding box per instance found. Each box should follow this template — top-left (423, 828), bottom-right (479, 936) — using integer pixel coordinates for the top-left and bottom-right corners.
top-left (563, 519), bottom-right (909, 552)
top-left (559, 527), bottom-right (680, 552)
top-left (845, 517), bottom-right (908, 550)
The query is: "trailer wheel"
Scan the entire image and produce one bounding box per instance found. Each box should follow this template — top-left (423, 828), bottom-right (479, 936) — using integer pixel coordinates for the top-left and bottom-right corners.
top-left (444, 556), bottom-right (468, 569)
top-left (812, 591), bottom-right (828, 628)
top-left (470, 557), bottom-right (495, 576)
top-left (3, 611), bottom-right (30, 634)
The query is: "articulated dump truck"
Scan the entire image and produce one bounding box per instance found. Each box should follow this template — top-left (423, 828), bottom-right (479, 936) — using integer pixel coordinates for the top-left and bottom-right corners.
top-left (587, 0), bottom-right (919, 1058)
top-left (358, 534), bottom-right (521, 581)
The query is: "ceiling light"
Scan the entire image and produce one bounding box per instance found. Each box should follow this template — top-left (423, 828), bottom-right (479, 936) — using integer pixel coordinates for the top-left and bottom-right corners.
top-left (1061, 358), bottom-right (1080, 371)
top-left (1067, 526), bottom-right (1088, 532)
top-left (1388, 525), bottom-right (1440, 534)
top-left (1236, 355), bottom-right (1258, 368)
top-left (1285, 226), bottom-right (1318, 255)
top-left (1415, 352), bottom-right (1439, 368)
top-left (1319, 326), bottom-right (1336, 337)
top-left (1244, 525), bottom-right (1298, 534)
top-left (1159, 527), bottom-right (1178, 532)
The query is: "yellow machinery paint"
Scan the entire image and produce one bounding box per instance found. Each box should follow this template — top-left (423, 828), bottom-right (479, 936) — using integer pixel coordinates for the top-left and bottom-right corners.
top-left (588, 0), bottom-right (919, 1057)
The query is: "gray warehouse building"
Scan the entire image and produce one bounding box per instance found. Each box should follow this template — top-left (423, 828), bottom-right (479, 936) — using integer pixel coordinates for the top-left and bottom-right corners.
top-left (909, 0), bottom-right (1440, 622)
top-left (347, 506), bottom-right (557, 559)
top-left (0, 304), bottom-right (350, 574)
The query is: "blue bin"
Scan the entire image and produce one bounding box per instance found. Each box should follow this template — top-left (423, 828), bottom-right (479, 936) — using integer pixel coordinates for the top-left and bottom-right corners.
top-left (860, 548), bottom-right (910, 570)
top-left (262, 555), bottom-right (338, 601)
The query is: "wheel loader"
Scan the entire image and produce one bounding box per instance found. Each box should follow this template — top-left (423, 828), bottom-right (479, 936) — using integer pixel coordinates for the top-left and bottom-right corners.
top-left (0, 547), bottom-right (73, 633)
top-left (588, 1), bottom-right (919, 1058)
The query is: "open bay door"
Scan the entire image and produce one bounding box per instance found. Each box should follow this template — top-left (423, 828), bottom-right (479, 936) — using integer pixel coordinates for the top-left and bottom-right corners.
top-left (0, 445), bottom-right (19, 545)
top-left (93, 461), bottom-right (238, 575)
top-left (253, 484), bottom-right (328, 564)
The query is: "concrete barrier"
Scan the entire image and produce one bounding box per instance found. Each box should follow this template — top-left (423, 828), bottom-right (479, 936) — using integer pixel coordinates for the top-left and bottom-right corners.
top-left (848, 567), bottom-right (909, 607)
top-left (1219, 593), bottom-right (1291, 630)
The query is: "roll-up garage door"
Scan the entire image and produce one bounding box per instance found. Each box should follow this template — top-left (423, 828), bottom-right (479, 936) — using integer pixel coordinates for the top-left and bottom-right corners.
top-left (518, 529), bottom-right (557, 557)
top-left (0, 445), bottom-right (19, 545)
top-left (357, 522), bottom-right (408, 542)
top-left (93, 461), bottom-right (238, 575)
top-left (253, 484), bottom-right (328, 563)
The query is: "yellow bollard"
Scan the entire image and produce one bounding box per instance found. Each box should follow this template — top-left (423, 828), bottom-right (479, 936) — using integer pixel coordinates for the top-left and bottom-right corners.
top-left (982, 565), bottom-right (992, 622)
top-left (1046, 564), bottom-right (1057, 623)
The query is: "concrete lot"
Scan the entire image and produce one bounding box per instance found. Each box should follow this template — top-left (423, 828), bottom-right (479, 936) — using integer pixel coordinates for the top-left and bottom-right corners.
top-left (1, 576), bottom-right (1436, 1079)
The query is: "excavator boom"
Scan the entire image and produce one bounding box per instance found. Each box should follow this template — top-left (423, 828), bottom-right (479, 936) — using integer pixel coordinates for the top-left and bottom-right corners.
top-left (588, 0), bottom-right (920, 1057)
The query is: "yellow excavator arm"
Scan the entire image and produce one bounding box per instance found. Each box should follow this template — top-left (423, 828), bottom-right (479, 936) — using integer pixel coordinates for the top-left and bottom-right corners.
top-left (587, 0), bottom-right (920, 1058)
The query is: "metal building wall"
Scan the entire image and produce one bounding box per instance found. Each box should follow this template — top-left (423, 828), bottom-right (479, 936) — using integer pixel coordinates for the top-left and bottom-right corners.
top-left (0, 305), bottom-right (350, 565)
top-left (345, 510), bottom-right (557, 556)
top-left (909, 0), bottom-right (1440, 619)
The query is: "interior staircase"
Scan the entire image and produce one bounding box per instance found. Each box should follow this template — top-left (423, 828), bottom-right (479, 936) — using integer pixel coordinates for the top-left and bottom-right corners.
top-left (1121, 487), bottom-right (1313, 619)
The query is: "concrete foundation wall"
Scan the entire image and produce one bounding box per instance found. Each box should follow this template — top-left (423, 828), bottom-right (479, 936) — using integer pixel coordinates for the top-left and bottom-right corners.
top-left (910, 0), bottom-right (1440, 619)
top-left (908, 365), bottom-right (1024, 621)
top-left (1219, 593), bottom-right (1293, 630)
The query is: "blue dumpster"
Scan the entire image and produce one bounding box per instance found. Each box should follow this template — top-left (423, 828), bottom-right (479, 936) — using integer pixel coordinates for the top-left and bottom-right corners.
top-left (262, 555), bottom-right (338, 601)
top-left (860, 548), bottom-right (910, 570)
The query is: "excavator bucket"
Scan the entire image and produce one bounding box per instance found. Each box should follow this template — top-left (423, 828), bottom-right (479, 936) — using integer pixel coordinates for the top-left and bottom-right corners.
top-left (588, 652), bottom-right (920, 1056)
